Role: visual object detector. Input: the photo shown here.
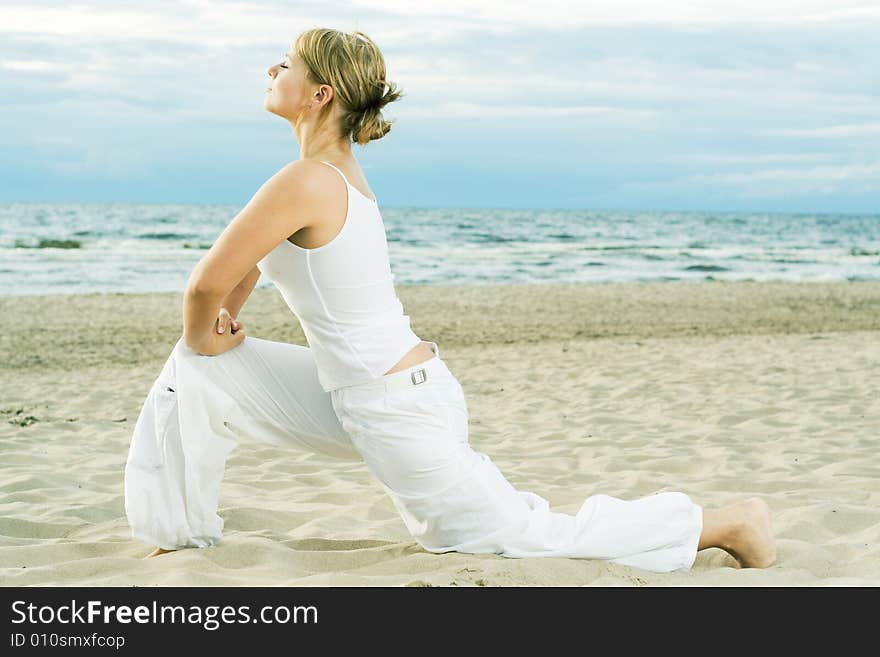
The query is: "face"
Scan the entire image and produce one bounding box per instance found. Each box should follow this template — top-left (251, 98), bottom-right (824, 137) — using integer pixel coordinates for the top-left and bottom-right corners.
top-left (264, 51), bottom-right (329, 123)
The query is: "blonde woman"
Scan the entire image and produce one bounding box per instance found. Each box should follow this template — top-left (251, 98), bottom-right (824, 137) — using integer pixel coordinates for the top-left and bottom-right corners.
top-left (124, 28), bottom-right (775, 572)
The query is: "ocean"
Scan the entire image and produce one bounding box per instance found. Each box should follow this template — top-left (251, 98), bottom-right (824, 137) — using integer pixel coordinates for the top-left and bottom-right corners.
top-left (1, 202), bottom-right (878, 296)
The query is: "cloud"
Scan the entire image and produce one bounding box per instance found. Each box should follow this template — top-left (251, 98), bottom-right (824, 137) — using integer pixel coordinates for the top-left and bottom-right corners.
top-left (756, 123), bottom-right (880, 138)
top-left (349, 0), bottom-right (880, 27)
top-left (0, 59), bottom-right (53, 72)
top-left (0, 1), bottom-right (316, 46)
top-left (678, 160), bottom-right (880, 197)
top-left (666, 153), bottom-right (838, 164)
top-left (0, 0), bottom-right (877, 210)
top-left (401, 101), bottom-right (657, 119)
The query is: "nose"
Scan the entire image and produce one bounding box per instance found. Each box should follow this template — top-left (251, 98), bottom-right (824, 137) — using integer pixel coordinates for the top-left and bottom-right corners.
top-left (266, 63), bottom-right (278, 77)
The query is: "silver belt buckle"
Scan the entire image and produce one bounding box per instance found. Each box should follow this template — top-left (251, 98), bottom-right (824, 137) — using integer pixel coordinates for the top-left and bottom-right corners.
top-left (411, 368), bottom-right (427, 385)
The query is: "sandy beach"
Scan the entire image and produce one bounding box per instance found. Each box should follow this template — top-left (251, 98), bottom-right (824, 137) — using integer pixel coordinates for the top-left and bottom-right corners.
top-left (1, 279), bottom-right (878, 586)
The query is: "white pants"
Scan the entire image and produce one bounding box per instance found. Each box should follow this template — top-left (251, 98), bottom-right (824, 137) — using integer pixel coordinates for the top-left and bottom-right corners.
top-left (124, 336), bottom-right (703, 573)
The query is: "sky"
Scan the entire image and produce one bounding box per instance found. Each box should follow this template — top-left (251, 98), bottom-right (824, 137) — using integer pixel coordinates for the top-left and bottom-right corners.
top-left (0, 0), bottom-right (878, 213)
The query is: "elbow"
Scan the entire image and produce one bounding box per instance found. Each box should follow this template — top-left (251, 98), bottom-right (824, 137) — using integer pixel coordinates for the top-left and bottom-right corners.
top-left (185, 278), bottom-right (223, 299)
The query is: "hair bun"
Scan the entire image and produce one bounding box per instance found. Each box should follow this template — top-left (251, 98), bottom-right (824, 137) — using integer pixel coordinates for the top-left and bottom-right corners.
top-left (364, 95), bottom-right (384, 113)
top-left (294, 28), bottom-right (404, 145)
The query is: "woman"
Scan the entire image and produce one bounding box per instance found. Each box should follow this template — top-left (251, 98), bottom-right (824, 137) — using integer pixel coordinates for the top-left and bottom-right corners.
top-left (124, 28), bottom-right (776, 573)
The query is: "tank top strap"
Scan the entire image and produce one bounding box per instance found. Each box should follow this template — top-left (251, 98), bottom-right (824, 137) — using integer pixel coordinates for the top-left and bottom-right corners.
top-left (318, 160), bottom-right (350, 187)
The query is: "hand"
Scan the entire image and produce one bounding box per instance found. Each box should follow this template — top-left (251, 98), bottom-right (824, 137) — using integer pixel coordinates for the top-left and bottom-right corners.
top-left (185, 309), bottom-right (246, 356)
top-left (216, 307), bottom-right (244, 335)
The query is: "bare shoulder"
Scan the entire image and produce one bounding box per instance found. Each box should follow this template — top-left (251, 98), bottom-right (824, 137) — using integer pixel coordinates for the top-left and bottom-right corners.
top-left (274, 159), bottom-right (341, 198)
top-left (259, 159), bottom-right (341, 226)
top-left (269, 159), bottom-right (325, 198)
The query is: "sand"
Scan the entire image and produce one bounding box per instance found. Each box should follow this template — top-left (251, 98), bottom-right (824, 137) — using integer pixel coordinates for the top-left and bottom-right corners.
top-left (0, 280), bottom-right (878, 586)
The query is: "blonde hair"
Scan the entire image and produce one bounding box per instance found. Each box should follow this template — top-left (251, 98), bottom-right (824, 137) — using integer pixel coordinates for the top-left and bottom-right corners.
top-left (293, 28), bottom-right (404, 146)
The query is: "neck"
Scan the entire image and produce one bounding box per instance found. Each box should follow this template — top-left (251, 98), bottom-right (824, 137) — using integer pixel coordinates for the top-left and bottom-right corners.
top-left (292, 118), bottom-right (351, 161)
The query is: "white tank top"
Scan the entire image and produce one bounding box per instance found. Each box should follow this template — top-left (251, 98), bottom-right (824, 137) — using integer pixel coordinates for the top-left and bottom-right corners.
top-left (256, 160), bottom-right (423, 392)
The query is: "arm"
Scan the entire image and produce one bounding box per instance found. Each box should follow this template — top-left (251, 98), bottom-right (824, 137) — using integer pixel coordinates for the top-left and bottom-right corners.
top-left (182, 160), bottom-right (322, 355)
top-left (184, 262), bottom-right (261, 349)
top-left (220, 265), bottom-right (261, 319)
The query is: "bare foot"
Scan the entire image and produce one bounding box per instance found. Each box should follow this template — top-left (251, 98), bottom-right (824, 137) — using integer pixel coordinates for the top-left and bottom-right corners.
top-left (722, 497), bottom-right (776, 568)
top-left (143, 547), bottom-right (177, 559)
